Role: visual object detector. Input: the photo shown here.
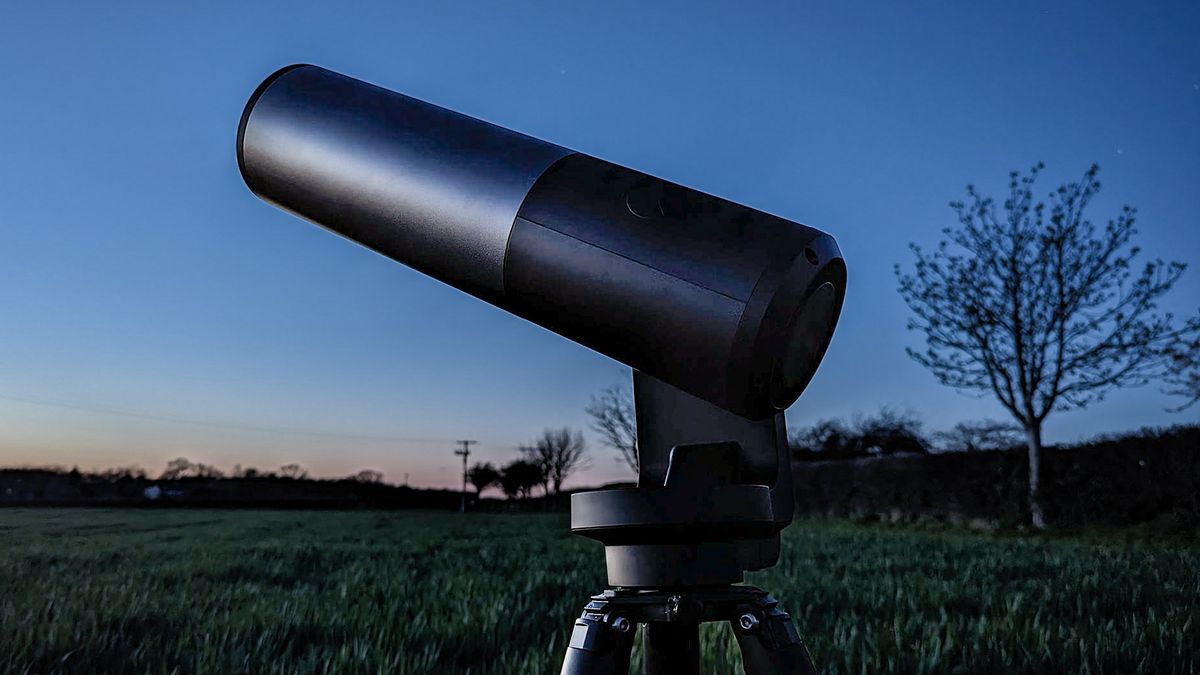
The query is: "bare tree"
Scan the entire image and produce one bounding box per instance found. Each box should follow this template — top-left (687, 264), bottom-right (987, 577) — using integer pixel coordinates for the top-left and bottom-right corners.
top-left (159, 457), bottom-right (193, 480)
top-left (467, 462), bottom-right (501, 498)
top-left (585, 385), bottom-right (638, 474)
top-left (897, 163), bottom-right (1192, 528)
top-left (789, 418), bottom-right (855, 458)
top-left (278, 464), bottom-right (309, 480)
top-left (159, 458), bottom-right (223, 480)
top-left (1164, 332), bottom-right (1200, 411)
top-left (521, 428), bottom-right (591, 495)
top-left (934, 419), bottom-right (1025, 452)
top-left (854, 407), bottom-right (928, 455)
top-left (192, 463), bottom-right (225, 479)
top-left (349, 469), bottom-right (384, 483)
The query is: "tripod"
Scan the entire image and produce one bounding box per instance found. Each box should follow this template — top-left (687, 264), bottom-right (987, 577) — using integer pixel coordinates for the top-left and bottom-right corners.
top-left (560, 373), bottom-right (819, 674)
top-left (561, 586), bottom-right (816, 674)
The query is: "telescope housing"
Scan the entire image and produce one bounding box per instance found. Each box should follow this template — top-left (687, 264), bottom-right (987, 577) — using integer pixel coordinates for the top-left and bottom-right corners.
top-left (238, 64), bottom-right (844, 423)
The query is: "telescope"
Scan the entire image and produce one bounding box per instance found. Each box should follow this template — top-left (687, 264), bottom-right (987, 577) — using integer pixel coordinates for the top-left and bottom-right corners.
top-left (239, 64), bottom-right (845, 675)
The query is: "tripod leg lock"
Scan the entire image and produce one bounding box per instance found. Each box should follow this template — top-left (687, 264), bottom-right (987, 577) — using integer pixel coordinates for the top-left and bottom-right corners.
top-left (731, 598), bottom-right (816, 675)
top-left (560, 603), bottom-right (635, 675)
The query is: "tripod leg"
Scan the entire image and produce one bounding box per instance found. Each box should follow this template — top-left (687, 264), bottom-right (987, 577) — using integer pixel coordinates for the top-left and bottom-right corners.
top-left (643, 623), bottom-right (700, 675)
top-left (560, 612), bottom-right (634, 675)
top-left (732, 605), bottom-right (816, 675)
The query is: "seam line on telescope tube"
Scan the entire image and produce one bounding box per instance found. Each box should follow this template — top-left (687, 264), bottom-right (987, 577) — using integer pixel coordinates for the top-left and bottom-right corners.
top-left (501, 152), bottom-right (581, 297)
top-left (512, 214), bottom-right (745, 305)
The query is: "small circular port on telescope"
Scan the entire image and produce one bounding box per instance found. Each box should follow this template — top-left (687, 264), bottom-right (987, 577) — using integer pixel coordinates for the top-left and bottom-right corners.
top-left (625, 181), bottom-right (664, 218)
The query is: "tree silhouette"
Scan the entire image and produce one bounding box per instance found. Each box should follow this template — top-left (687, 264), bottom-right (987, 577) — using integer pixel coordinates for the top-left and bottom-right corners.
top-left (499, 460), bottom-right (543, 500)
top-left (278, 464), bottom-right (308, 480)
top-left (192, 463), bottom-right (223, 479)
top-left (585, 385), bottom-right (638, 474)
top-left (231, 465), bottom-right (261, 479)
top-left (897, 163), bottom-right (1193, 528)
top-left (467, 462), bottom-right (501, 498)
top-left (159, 458), bottom-right (192, 480)
top-left (520, 428), bottom-right (590, 495)
top-left (855, 408), bottom-right (928, 455)
top-left (159, 458), bottom-right (223, 480)
top-left (108, 467), bottom-right (140, 481)
top-left (1164, 332), bottom-right (1200, 411)
top-left (790, 407), bottom-right (927, 459)
top-left (349, 469), bottom-right (384, 483)
top-left (934, 419), bottom-right (1024, 452)
top-left (789, 418), bottom-right (855, 458)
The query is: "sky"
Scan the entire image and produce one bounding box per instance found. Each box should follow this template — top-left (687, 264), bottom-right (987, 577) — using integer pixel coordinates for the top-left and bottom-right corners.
top-left (0, 1), bottom-right (1197, 490)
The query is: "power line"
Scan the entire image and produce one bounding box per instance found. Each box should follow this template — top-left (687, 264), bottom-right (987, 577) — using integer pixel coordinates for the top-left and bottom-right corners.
top-left (0, 392), bottom-right (472, 446)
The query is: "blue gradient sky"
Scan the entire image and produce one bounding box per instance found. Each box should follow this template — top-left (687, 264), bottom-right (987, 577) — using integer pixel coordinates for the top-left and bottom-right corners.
top-left (1, 2), bottom-right (1197, 488)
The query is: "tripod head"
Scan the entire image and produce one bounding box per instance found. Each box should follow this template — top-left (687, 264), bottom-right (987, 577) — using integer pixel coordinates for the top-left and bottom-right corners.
top-left (572, 371), bottom-right (792, 587)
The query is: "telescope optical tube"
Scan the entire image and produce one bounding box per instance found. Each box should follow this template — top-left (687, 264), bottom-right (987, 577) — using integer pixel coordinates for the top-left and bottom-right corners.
top-left (238, 65), bottom-right (845, 420)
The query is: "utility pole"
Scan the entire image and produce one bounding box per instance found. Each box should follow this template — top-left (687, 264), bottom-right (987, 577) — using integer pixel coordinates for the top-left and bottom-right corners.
top-left (454, 440), bottom-right (477, 513)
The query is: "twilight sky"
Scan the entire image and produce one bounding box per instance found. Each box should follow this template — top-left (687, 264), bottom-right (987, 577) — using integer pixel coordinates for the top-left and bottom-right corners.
top-left (1, 1), bottom-right (1197, 489)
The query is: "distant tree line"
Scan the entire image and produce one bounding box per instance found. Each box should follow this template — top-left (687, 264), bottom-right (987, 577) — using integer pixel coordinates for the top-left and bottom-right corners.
top-left (0, 426), bottom-right (598, 512)
top-left (793, 424), bottom-right (1200, 529)
top-left (788, 406), bottom-right (1029, 459)
top-left (0, 462), bottom-right (460, 510)
top-left (155, 459), bottom-right (328, 481)
top-left (790, 407), bottom-right (930, 459)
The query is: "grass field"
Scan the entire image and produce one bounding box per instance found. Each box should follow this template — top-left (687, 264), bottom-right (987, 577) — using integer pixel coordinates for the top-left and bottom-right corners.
top-left (0, 509), bottom-right (1196, 674)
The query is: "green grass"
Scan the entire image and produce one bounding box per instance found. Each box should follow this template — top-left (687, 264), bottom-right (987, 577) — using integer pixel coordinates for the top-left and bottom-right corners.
top-left (0, 509), bottom-right (1195, 674)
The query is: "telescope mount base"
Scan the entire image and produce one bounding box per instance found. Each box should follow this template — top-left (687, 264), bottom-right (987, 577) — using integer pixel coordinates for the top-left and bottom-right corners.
top-left (559, 585), bottom-right (816, 675)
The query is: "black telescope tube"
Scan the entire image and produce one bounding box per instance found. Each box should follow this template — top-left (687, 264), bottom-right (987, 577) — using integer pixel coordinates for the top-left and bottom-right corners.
top-left (238, 65), bottom-right (845, 420)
